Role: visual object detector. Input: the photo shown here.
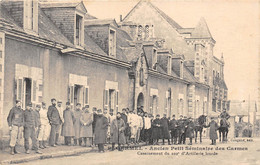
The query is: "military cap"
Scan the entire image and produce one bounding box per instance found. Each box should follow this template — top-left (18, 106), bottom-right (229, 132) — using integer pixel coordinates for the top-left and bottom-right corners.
top-left (51, 98), bottom-right (56, 102)
top-left (27, 102), bottom-right (32, 107)
top-left (85, 105), bottom-right (89, 108)
top-left (76, 103), bottom-right (81, 106)
top-left (66, 102), bottom-right (70, 105)
top-left (57, 100), bottom-right (62, 103)
top-left (42, 102), bottom-right (46, 106)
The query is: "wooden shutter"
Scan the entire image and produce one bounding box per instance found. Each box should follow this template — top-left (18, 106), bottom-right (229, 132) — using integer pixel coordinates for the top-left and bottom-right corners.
top-left (115, 90), bottom-right (119, 113)
top-left (156, 96), bottom-right (158, 115)
top-left (31, 80), bottom-right (37, 103)
top-left (103, 89), bottom-right (108, 110)
top-left (149, 96), bottom-right (153, 114)
top-left (84, 86), bottom-right (89, 106)
top-left (164, 98), bottom-right (167, 115)
top-left (16, 78), bottom-right (23, 103)
top-left (69, 85), bottom-right (74, 104)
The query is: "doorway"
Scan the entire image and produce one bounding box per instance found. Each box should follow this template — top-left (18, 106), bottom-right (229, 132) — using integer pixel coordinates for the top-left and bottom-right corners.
top-left (109, 89), bottom-right (115, 113)
top-left (74, 84), bottom-right (83, 106)
top-left (137, 93), bottom-right (144, 109)
top-left (24, 78), bottom-right (32, 108)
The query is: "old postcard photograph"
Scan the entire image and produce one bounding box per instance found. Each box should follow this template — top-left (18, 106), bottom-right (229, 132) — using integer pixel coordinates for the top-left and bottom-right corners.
top-left (0, 0), bottom-right (259, 164)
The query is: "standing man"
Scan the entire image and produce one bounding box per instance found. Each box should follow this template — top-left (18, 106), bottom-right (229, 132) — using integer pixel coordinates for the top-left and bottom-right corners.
top-left (56, 100), bottom-right (64, 145)
top-left (169, 115), bottom-right (178, 145)
top-left (128, 110), bottom-right (138, 144)
top-left (121, 109), bottom-right (130, 144)
top-left (80, 105), bottom-right (93, 147)
top-left (136, 111), bottom-right (143, 144)
top-left (143, 112), bottom-right (151, 145)
top-left (110, 112), bottom-right (126, 151)
top-left (73, 103), bottom-right (82, 146)
top-left (61, 102), bottom-right (75, 146)
top-left (7, 100), bottom-right (24, 155)
top-left (186, 117), bottom-right (195, 145)
top-left (23, 103), bottom-right (42, 154)
top-left (177, 115), bottom-right (185, 144)
top-left (94, 109), bottom-right (109, 153)
top-left (38, 102), bottom-right (50, 148)
top-left (34, 104), bottom-right (41, 148)
top-left (161, 114), bottom-right (170, 145)
top-left (151, 114), bottom-right (161, 145)
top-left (92, 107), bottom-right (98, 146)
top-left (47, 98), bottom-right (62, 147)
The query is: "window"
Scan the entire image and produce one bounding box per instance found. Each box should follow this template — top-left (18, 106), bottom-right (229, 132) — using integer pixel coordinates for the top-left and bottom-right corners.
top-left (0, 78), bottom-right (2, 87)
top-left (145, 25), bottom-right (149, 39)
top-left (76, 14), bottom-right (83, 46)
top-left (0, 38), bottom-right (2, 44)
top-left (138, 25), bottom-right (143, 40)
top-left (152, 49), bottom-right (157, 70)
top-left (38, 84), bottom-right (43, 91)
top-left (109, 29), bottom-right (116, 57)
top-left (0, 50), bottom-right (2, 58)
top-left (0, 64), bottom-right (2, 72)
top-left (180, 61), bottom-right (184, 79)
top-left (167, 56), bottom-right (171, 75)
top-left (24, 0), bottom-right (38, 32)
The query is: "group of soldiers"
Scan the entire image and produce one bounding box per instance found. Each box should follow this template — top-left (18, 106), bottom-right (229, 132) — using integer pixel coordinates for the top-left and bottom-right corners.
top-left (7, 99), bottom-right (231, 154)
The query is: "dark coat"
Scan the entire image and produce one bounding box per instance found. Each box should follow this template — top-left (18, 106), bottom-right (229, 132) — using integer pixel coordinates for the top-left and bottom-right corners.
top-left (92, 113), bottom-right (98, 133)
top-left (7, 106), bottom-right (24, 127)
top-left (186, 121), bottom-right (195, 138)
top-left (110, 118), bottom-right (126, 144)
top-left (80, 111), bottom-right (93, 138)
top-left (207, 121), bottom-right (218, 140)
top-left (34, 110), bottom-right (41, 128)
top-left (24, 109), bottom-right (36, 128)
top-left (94, 115), bottom-right (108, 144)
top-left (151, 119), bottom-right (161, 139)
top-left (169, 119), bottom-right (178, 130)
top-left (121, 113), bottom-right (131, 136)
top-left (177, 119), bottom-right (185, 134)
top-left (61, 108), bottom-right (75, 137)
top-left (73, 109), bottom-right (82, 139)
top-left (160, 117), bottom-right (170, 139)
top-left (47, 105), bottom-right (62, 125)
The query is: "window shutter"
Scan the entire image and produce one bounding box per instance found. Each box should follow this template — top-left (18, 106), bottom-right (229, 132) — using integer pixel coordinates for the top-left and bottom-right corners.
top-left (16, 78), bottom-right (23, 102)
top-left (31, 80), bottom-right (37, 103)
top-left (156, 96), bottom-right (158, 115)
top-left (69, 85), bottom-right (74, 104)
top-left (164, 98), bottom-right (167, 115)
top-left (149, 96), bottom-right (153, 114)
top-left (103, 89), bottom-right (108, 110)
top-left (115, 90), bottom-right (119, 113)
top-left (84, 86), bottom-right (89, 106)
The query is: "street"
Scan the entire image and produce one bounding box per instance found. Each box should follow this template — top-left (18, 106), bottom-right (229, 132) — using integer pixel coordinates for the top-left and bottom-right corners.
top-left (22, 138), bottom-right (260, 165)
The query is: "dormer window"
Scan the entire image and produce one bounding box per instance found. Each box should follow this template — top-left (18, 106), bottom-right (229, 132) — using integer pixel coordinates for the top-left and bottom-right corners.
top-left (152, 49), bottom-right (157, 70)
top-left (75, 14), bottom-right (84, 46)
top-left (167, 56), bottom-right (172, 75)
top-left (180, 61), bottom-right (184, 79)
top-left (109, 29), bottom-right (116, 57)
top-left (24, 0), bottom-right (38, 33)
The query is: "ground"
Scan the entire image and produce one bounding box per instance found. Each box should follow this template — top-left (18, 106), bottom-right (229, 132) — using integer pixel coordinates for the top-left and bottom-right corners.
top-left (21, 138), bottom-right (260, 165)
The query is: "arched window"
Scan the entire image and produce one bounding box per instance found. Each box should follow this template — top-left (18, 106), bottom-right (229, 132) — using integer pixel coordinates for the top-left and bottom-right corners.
top-left (145, 25), bottom-right (149, 39)
top-left (138, 25), bottom-right (143, 40)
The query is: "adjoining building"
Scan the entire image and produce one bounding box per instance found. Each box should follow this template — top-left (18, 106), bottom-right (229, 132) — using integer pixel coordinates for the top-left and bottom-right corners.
top-left (0, 0), bottom-right (228, 148)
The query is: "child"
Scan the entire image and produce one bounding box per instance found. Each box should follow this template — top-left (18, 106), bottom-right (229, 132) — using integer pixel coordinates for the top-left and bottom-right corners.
top-left (206, 117), bottom-right (219, 145)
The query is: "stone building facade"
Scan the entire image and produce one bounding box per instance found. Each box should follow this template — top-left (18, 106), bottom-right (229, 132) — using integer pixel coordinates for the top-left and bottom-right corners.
top-left (0, 0), bottom-right (228, 147)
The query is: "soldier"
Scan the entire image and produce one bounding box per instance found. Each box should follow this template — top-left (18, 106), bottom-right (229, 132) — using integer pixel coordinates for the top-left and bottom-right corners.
top-left (121, 108), bottom-right (130, 144)
top-left (47, 98), bottom-right (62, 147)
top-left (94, 109), bottom-right (109, 153)
top-left (61, 102), bottom-right (75, 146)
top-left (92, 107), bottom-right (97, 145)
top-left (110, 112), bottom-right (126, 151)
top-left (143, 112), bottom-right (151, 145)
top-left (80, 105), bottom-right (93, 147)
top-left (206, 117), bottom-right (219, 145)
top-left (177, 115), bottom-right (185, 144)
top-left (136, 111), bottom-right (144, 144)
top-left (186, 117), bottom-right (195, 145)
top-left (23, 103), bottom-right (42, 154)
top-left (169, 115), bottom-right (178, 145)
top-left (182, 116), bottom-right (189, 144)
top-left (56, 100), bottom-right (64, 145)
top-left (151, 114), bottom-right (162, 145)
top-left (161, 114), bottom-right (170, 145)
top-left (7, 100), bottom-right (24, 155)
top-left (220, 109), bottom-right (230, 120)
top-left (38, 102), bottom-right (50, 148)
top-left (34, 104), bottom-right (41, 148)
top-left (73, 103), bottom-right (82, 146)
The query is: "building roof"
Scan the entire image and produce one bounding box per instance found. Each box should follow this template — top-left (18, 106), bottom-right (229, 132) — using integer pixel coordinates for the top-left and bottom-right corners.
top-left (122, 0), bottom-right (182, 29)
top-left (177, 28), bottom-right (194, 34)
top-left (190, 17), bottom-right (213, 39)
top-left (85, 19), bottom-right (118, 27)
top-left (85, 13), bottom-right (97, 20)
top-left (40, 1), bottom-right (87, 13)
top-left (84, 33), bottom-right (107, 56)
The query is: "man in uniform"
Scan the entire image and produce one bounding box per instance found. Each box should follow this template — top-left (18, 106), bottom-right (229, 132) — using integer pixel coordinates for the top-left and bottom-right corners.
top-left (177, 115), bottom-right (185, 144)
top-left (56, 100), bottom-right (64, 145)
top-left (220, 109), bottom-right (230, 120)
top-left (7, 100), bottom-right (24, 155)
top-left (47, 98), bottom-right (62, 147)
top-left (169, 115), bottom-right (178, 145)
top-left (161, 114), bottom-right (170, 145)
top-left (23, 103), bottom-right (42, 154)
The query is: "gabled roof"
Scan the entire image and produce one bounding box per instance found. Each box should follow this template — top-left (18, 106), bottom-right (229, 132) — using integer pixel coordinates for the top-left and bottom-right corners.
top-left (177, 28), bottom-right (194, 34)
top-left (40, 1), bottom-right (87, 13)
top-left (85, 13), bottom-right (97, 20)
top-left (183, 65), bottom-right (199, 83)
top-left (85, 18), bottom-right (118, 28)
top-left (190, 17), bottom-right (213, 39)
top-left (123, 0), bottom-right (182, 29)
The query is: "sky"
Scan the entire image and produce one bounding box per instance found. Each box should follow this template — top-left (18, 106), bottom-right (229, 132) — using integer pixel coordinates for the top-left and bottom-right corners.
top-left (81, 0), bottom-right (259, 101)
